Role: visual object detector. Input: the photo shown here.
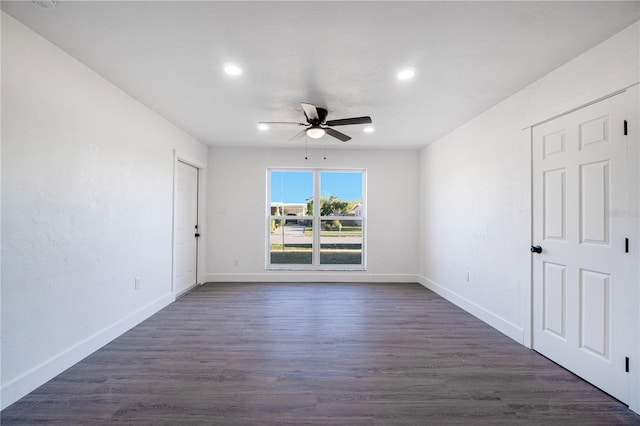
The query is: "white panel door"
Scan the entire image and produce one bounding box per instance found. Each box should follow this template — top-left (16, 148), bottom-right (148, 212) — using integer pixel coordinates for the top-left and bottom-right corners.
top-left (174, 160), bottom-right (199, 295)
top-left (532, 90), bottom-right (635, 403)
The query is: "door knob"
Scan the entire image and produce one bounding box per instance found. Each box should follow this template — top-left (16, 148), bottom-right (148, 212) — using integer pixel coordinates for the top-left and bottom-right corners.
top-left (530, 245), bottom-right (542, 254)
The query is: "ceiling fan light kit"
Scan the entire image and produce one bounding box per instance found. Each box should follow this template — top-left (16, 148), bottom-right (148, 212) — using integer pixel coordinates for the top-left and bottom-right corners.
top-left (306, 127), bottom-right (325, 139)
top-left (259, 102), bottom-right (372, 143)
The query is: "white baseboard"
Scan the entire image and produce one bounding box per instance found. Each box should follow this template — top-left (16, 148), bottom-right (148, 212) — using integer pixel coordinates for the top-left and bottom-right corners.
top-left (418, 275), bottom-right (524, 344)
top-left (1, 293), bottom-right (175, 411)
top-left (205, 272), bottom-right (419, 283)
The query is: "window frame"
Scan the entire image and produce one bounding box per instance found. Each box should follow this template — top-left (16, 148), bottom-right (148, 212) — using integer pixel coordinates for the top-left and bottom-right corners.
top-left (266, 168), bottom-right (367, 271)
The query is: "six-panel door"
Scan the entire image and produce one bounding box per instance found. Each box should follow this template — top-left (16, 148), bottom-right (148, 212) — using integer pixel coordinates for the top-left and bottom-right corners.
top-left (532, 90), bottom-right (632, 403)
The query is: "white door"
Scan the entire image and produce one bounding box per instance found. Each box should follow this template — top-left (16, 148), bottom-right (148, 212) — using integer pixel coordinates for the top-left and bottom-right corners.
top-left (174, 160), bottom-right (199, 295)
top-left (532, 89), bottom-right (635, 403)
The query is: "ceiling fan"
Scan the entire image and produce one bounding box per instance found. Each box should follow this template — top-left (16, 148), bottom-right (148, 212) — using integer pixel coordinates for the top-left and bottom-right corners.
top-left (259, 103), bottom-right (372, 142)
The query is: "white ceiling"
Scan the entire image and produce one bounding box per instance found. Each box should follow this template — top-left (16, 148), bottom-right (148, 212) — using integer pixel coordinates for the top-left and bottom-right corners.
top-left (2, 1), bottom-right (639, 149)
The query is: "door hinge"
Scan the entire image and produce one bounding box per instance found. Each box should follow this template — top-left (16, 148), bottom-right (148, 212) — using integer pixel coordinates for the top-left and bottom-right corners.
top-left (624, 120), bottom-right (628, 135)
top-left (625, 357), bottom-right (630, 373)
top-left (625, 238), bottom-right (629, 253)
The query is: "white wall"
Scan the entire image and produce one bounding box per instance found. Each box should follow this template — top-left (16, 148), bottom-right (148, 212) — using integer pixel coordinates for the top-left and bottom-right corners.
top-left (1, 5), bottom-right (636, 415)
top-left (0, 13), bottom-right (207, 409)
top-left (419, 21), bottom-right (639, 410)
top-left (206, 147), bottom-right (419, 282)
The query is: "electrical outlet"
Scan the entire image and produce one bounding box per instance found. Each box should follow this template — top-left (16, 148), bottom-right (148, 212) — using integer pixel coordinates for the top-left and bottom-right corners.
top-left (134, 277), bottom-right (141, 290)
top-left (465, 271), bottom-right (470, 282)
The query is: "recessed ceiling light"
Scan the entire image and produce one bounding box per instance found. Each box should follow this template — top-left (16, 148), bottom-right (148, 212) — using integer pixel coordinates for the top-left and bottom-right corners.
top-left (363, 126), bottom-right (374, 133)
top-left (258, 123), bottom-right (269, 131)
top-left (397, 68), bottom-right (415, 80)
top-left (223, 63), bottom-right (242, 76)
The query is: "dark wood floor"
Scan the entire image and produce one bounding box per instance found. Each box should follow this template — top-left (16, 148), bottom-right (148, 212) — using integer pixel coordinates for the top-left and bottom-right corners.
top-left (3, 283), bottom-right (639, 425)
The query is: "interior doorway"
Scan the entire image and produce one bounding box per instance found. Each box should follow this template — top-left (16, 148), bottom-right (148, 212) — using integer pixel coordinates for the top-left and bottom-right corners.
top-left (174, 159), bottom-right (200, 296)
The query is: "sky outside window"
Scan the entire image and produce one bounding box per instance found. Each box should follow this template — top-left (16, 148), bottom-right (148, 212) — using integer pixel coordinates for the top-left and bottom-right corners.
top-left (270, 171), bottom-right (313, 204)
top-left (320, 172), bottom-right (362, 201)
top-left (271, 171), bottom-right (362, 203)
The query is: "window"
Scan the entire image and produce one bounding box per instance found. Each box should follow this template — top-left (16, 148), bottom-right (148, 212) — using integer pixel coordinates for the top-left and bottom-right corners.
top-left (267, 169), bottom-right (366, 270)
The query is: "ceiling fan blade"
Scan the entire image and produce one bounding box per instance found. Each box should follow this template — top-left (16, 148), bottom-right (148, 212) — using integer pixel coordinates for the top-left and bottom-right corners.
top-left (326, 128), bottom-right (351, 142)
top-left (288, 130), bottom-right (306, 143)
top-left (325, 116), bottom-right (372, 126)
top-left (258, 121), bottom-right (306, 126)
top-left (300, 103), bottom-right (319, 122)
